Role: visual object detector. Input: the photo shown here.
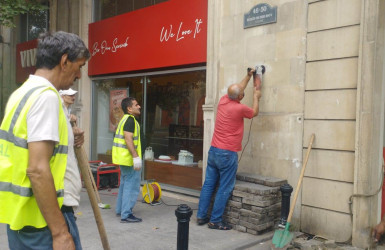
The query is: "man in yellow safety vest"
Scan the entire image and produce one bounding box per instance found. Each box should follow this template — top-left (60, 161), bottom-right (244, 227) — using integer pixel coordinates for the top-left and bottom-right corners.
top-left (112, 97), bottom-right (143, 223)
top-left (0, 31), bottom-right (90, 250)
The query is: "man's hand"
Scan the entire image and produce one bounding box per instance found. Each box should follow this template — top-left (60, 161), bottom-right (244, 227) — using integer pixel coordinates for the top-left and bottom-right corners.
top-left (373, 221), bottom-right (385, 242)
top-left (69, 114), bottom-right (77, 123)
top-left (247, 67), bottom-right (255, 77)
top-left (133, 157), bottom-right (142, 171)
top-left (52, 231), bottom-right (75, 250)
top-left (73, 127), bottom-right (84, 147)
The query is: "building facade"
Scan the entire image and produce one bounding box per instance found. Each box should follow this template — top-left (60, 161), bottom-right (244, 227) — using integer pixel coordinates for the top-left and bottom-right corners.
top-left (0, 0), bottom-right (384, 247)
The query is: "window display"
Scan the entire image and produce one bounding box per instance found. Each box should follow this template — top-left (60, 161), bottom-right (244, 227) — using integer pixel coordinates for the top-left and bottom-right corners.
top-left (91, 69), bottom-right (206, 190)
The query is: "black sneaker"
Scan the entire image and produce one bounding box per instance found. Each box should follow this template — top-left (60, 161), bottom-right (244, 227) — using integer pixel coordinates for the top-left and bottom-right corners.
top-left (121, 214), bottom-right (142, 223)
top-left (197, 217), bottom-right (209, 225)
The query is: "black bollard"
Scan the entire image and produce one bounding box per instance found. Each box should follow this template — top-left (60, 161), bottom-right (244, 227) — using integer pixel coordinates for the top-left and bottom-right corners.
top-left (279, 183), bottom-right (293, 227)
top-left (175, 204), bottom-right (193, 250)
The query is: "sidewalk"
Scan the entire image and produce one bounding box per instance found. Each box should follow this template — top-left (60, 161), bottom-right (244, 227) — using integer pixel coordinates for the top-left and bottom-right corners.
top-left (0, 187), bottom-right (273, 250)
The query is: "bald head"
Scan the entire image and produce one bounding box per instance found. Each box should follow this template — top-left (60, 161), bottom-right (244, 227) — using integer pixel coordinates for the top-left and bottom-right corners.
top-left (228, 84), bottom-right (242, 100)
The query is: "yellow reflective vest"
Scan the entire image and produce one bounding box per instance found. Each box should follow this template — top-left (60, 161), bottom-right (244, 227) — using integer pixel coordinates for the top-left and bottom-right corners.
top-left (112, 114), bottom-right (142, 166)
top-left (0, 79), bottom-right (68, 230)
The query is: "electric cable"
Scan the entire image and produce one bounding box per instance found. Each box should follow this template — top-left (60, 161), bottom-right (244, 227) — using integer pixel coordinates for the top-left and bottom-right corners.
top-left (238, 117), bottom-right (254, 164)
top-left (159, 198), bottom-right (198, 210)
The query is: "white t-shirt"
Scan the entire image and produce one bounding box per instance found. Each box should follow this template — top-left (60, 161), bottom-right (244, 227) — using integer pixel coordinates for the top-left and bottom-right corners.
top-left (26, 75), bottom-right (81, 207)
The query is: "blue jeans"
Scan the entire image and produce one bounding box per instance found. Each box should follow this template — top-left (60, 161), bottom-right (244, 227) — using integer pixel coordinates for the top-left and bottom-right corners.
top-left (197, 146), bottom-right (238, 223)
top-left (115, 165), bottom-right (141, 219)
top-left (7, 210), bottom-right (82, 250)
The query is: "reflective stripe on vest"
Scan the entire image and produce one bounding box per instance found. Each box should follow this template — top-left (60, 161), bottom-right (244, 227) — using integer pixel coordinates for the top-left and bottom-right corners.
top-left (0, 80), bottom-right (68, 230)
top-left (112, 114), bottom-right (142, 166)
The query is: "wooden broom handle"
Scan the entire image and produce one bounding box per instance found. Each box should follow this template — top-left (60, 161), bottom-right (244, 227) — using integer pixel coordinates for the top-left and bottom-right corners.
top-left (287, 134), bottom-right (315, 223)
top-left (72, 122), bottom-right (110, 250)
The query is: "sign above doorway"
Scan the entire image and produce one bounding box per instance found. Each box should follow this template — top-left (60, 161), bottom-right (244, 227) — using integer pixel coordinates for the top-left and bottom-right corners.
top-left (88, 0), bottom-right (207, 76)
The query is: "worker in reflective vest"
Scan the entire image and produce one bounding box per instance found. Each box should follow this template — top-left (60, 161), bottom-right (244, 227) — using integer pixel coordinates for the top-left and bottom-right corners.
top-left (0, 31), bottom-right (90, 250)
top-left (112, 97), bottom-right (143, 223)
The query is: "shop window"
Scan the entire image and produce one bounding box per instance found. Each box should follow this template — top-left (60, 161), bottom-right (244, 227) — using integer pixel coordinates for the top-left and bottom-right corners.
top-left (95, 0), bottom-right (168, 21)
top-left (178, 98), bottom-right (190, 126)
top-left (19, 1), bottom-right (49, 42)
top-left (91, 69), bottom-right (206, 190)
top-left (196, 96), bottom-right (205, 127)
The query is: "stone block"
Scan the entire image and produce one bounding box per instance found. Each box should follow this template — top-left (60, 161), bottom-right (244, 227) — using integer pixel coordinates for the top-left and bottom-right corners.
top-left (304, 89), bottom-right (357, 120)
top-left (243, 198), bottom-right (273, 207)
top-left (301, 206), bottom-right (352, 242)
top-left (242, 203), bottom-right (252, 210)
top-left (239, 220), bottom-right (257, 231)
top-left (306, 58), bottom-right (358, 90)
top-left (228, 200), bottom-right (242, 209)
top-left (228, 217), bottom-right (240, 225)
top-left (304, 120), bottom-right (355, 151)
top-left (231, 196), bottom-right (242, 202)
top-left (302, 177), bottom-right (353, 213)
top-left (235, 225), bottom-right (247, 233)
top-left (255, 221), bottom-right (274, 231)
top-left (305, 149), bottom-right (354, 183)
top-left (239, 215), bottom-right (249, 222)
top-left (227, 211), bottom-right (239, 219)
top-left (234, 180), bottom-right (281, 195)
top-left (307, 26), bottom-right (359, 61)
top-left (246, 229), bottom-right (258, 235)
top-left (308, 0), bottom-right (361, 32)
top-left (239, 209), bottom-right (258, 218)
top-left (237, 172), bottom-right (287, 187)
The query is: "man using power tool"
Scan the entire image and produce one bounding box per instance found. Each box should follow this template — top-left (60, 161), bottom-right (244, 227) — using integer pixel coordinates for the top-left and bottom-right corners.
top-left (197, 66), bottom-right (264, 230)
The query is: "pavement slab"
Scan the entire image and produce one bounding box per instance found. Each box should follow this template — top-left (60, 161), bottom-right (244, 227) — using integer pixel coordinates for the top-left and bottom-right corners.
top-left (0, 187), bottom-right (273, 250)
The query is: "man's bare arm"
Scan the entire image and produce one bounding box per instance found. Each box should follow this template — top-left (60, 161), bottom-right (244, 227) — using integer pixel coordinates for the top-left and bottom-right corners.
top-left (124, 131), bottom-right (139, 158)
top-left (239, 68), bottom-right (255, 91)
top-left (27, 141), bottom-right (75, 250)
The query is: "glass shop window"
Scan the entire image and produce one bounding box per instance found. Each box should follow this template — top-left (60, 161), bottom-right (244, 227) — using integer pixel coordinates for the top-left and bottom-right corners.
top-left (91, 70), bottom-right (206, 190)
top-left (19, 1), bottom-right (49, 42)
top-left (94, 0), bottom-right (168, 21)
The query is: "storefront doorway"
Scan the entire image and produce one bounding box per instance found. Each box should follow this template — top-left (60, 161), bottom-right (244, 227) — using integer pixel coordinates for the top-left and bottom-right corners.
top-left (91, 67), bottom-right (206, 191)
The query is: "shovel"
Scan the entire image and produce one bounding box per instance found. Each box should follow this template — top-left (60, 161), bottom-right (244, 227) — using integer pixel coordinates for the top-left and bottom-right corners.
top-left (272, 133), bottom-right (315, 248)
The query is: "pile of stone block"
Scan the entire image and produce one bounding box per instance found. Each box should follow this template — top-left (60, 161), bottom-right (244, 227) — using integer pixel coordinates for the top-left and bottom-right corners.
top-left (223, 172), bottom-right (287, 235)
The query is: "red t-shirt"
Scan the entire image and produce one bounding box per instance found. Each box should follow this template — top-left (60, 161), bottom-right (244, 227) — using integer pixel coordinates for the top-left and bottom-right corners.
top-left (211, 94), bottom-right (254, 152)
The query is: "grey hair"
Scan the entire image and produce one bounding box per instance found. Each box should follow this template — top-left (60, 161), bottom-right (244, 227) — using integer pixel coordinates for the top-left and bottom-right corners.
top-left (36, 31), bottom-right (90, 69)
top-left (228, 85), bottom-right (240, 100)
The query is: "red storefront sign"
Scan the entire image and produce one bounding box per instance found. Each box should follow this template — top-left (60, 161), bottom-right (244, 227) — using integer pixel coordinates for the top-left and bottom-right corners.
top-left (88, 0), bottom-right (207, 76)
top-left (16, 39), bottom-right (38, 84)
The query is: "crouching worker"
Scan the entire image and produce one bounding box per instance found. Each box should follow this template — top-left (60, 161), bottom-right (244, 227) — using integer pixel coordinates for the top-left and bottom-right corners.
top-left (0, 31), bottom-right (90, 250)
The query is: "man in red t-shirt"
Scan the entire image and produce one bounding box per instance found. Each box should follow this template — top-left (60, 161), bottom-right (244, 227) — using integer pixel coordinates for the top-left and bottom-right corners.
top-left (197, 67), bottom-right (263, 230)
